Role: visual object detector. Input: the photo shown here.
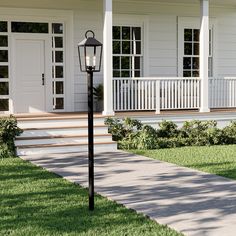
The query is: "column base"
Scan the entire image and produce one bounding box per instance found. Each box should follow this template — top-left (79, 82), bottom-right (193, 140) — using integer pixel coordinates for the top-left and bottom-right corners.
top-left (199, 107), bottom-right (210, 113)
top-left (102, 110), bottom-right (115, 116)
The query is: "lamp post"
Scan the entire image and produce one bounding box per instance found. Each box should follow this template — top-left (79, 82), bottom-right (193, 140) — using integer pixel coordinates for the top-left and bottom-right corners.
top-left (78, 30), bottom-right (103, 211)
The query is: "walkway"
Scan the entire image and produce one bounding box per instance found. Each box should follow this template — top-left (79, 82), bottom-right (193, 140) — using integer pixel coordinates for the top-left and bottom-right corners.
top-left (21, 151), bottom-right (236, 236)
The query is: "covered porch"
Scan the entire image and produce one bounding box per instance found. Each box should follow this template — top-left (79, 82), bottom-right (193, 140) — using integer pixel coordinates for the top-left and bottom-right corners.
top-left (102, 0), bottom-right (236, 115)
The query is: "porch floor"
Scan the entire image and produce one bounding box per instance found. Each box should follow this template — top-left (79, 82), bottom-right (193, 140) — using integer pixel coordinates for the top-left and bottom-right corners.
top-left (2, 108), bottom-right (236, 119)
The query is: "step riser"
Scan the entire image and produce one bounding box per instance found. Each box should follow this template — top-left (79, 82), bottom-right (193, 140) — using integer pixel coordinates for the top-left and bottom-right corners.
top-left (18, 118), bottom-right (105, 129)
top-left (17, 143), bottom-right (117, 156)
top-left (15, 136), bottom-right (112, 146)
top-left (20, 127), bottom-right (109, 138)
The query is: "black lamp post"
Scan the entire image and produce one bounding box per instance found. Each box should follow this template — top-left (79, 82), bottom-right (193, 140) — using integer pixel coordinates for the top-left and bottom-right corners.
top-left (78, 30), bottom-right (103, 211)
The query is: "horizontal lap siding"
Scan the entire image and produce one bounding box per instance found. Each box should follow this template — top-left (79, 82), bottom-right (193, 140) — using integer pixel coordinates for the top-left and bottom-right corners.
top-left (73, 2), bottom-right (103, 111)
top-left (215, 9), bottom-right (236, 77)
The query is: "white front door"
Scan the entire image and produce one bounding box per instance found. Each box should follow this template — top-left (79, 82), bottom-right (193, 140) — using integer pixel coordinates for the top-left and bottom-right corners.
top-left (13, 35), bottom-right (50, 113)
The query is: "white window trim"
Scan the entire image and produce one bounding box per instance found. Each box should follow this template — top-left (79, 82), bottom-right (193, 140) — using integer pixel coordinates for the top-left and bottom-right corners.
top-left (113, 14), bottom-right (149, 77)
top-left (178, 16), bottom-right (217, 78)
top-left (0, 7), bottom-right (74, 114)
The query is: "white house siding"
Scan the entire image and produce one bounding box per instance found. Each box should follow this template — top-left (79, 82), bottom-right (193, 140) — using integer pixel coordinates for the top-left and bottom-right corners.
top-left (73, 2), bottom-right (103, 111)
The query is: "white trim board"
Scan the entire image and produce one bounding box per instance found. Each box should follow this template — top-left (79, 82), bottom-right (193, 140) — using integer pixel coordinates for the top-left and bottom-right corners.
top-left (0, 7), bottom-right (74, 114)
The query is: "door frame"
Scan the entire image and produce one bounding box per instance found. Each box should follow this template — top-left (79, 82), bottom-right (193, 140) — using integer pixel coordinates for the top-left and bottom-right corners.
top-left (11, 34), bottom-right (51, 113)
top-left (0, 7), bottom-right (74, 114)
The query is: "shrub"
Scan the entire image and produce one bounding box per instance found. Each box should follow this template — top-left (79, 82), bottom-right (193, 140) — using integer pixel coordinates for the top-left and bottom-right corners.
top-left (179, 120), bottom-right (219, 146)
top-left (105, 117), bottom-right (236, 151)
top-left (0, 143), bottom-right (13, 158)
top-left (221, 121), bottom-right (236, 144)
top-left (0, 116), bottom-right (23, 157)
top-left (157, 120), bottom-right (179, 138)
top-left (105, 117), bottom-right (142, 141)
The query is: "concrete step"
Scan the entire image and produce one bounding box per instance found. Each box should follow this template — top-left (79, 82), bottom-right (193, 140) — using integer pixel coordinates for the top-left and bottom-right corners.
top-left (17, 116), bottom-right (106, 129)
top-left (17, 142), bottom-right (117, 156)
top-left (15, 134), bottom-right (112, 146)
top-left (15, 115), bottom-right (117, 156)
top-left (19, 125), bottom-right (109, 138)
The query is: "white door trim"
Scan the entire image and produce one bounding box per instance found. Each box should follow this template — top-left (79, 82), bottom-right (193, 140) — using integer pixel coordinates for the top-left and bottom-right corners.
top-left (0, 7), bottom-right (74, 114)
top-left (11, 34), bottom-right (51, 113)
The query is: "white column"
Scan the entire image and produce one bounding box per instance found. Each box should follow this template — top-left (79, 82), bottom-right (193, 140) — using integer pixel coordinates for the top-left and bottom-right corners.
top-left (103, 0), bottom-right (115, 116)
top-left (200, 0), bottom-right (210, 112)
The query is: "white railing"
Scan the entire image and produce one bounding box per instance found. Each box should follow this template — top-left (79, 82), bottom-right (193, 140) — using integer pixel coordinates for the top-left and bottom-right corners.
top-left (209, 77), bottom-right (236, 108)
top-left (113, 77), bottom-right (201, 112)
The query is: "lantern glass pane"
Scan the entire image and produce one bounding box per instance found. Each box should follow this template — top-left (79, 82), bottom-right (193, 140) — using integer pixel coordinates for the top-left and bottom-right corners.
top-left (78, 46), bottom-right (86, 72)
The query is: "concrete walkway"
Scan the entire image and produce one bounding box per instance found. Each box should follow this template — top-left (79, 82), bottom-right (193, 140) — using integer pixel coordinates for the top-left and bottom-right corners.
top-left (21, 151), bottom-right (236, 236)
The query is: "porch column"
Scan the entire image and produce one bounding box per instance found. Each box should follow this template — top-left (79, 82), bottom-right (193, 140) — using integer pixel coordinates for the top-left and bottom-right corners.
top-left (200, 0), bottom-right (210, 112)
top-left (103, 0), bottom-right (115, 116)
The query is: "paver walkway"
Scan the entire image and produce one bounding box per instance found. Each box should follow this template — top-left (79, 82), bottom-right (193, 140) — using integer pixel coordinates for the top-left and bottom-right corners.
top-left (22, 151), bottom-right (236, 236)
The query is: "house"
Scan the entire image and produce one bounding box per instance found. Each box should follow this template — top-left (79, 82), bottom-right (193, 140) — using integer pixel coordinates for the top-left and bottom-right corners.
top-left (0, 0), bottom-right (236, 116)
top-left (2, 0), bottom-right (236, 155)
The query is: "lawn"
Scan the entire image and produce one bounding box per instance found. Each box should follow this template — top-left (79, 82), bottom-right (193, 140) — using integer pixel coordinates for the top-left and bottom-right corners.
top-left (132, 145), bottom-right (236, 180)
top-left (0, 157), bottom-right (182, 236)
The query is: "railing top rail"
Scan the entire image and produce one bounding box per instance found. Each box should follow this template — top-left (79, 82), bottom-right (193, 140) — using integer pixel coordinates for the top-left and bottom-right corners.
top-left (209, 77), bottom-right (236, 80)
top-left (113, 77), bottom-right (200, 81)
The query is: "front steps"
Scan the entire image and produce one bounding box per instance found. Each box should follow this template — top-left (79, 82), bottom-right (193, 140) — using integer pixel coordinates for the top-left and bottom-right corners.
top-left (16, 114), bottom-right (117, 156)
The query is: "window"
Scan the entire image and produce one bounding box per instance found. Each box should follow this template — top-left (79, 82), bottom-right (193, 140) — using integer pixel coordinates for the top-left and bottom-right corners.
top-left (0, 21), bottom-right (9, 112)
top-left (113, 26), bottom-right (142, 78)
top-left (11, 22), bottom-right (48, 33)
top-left (183, 28), bottom-right (213, 77)
top-left (52, 23), bottom-right (65, 110)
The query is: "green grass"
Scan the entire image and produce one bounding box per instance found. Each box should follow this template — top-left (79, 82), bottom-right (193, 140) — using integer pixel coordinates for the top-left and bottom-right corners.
top-left (0, 157), bottom-right (182, 236)
top-left (132, 145), bottom-right (236, 180)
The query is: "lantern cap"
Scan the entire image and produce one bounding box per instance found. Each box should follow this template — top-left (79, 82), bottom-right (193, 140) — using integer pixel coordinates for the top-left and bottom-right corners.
top-left (78, 30), bottom-right (102, 47)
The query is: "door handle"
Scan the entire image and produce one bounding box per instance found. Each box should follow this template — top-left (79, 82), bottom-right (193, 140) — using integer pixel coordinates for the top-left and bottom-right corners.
top-left (42, 73), bottom-right (45, 86)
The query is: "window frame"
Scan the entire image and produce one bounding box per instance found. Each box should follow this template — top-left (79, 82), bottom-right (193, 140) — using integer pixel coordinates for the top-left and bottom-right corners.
top-left (178, 17), bottom-right (216, 78)
top-left (113, 25), bottom-right (143, 78)
top-left (0, 21), bottom-right (10, 113)
top-left (113, 15), bottom-right (149, 78)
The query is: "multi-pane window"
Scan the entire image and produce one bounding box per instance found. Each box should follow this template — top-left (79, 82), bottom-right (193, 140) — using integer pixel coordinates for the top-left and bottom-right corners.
top-left (52, 23), bottom-right (65, 110)
top-left (0, 21), bottom-right (9, 112)
top-left (183, 28), bottom-right (213, 77)
top-left (11, 22), bottom-right (49, 33)
top-left (113, 26), bottom-right (142, 78)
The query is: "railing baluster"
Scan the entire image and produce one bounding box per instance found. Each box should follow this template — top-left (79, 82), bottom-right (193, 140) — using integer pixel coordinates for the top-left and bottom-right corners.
top-left (112, 77), bottom-right (236, 112)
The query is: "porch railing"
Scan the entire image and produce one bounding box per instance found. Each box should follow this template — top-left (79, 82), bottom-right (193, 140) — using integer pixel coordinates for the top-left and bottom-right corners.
top-left (113, 77), bottom-right (201, 112)
top-left (209, 77), bottom-right (236, 108)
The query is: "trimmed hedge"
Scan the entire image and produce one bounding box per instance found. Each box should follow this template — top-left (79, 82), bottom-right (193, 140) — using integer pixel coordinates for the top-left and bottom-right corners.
top-left (0, 116), bottom-right (22, 158)
top-left (105, 118), bottom-right (236, 150)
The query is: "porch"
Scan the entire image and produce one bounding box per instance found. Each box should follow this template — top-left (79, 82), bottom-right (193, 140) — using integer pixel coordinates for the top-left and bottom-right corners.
top-left (102, 0), bottom-right (236, 115)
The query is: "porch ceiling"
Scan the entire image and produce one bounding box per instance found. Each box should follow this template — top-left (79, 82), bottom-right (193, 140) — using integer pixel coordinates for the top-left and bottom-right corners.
top-left (1, 0), bottom-right (236, 9)
top-left (115, 0), bottom-right (236, 7)
top-left (0, 0), bottom-right (89, 10)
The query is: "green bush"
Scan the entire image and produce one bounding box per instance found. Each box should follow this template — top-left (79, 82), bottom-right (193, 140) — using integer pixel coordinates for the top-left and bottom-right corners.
top-left (157, 120), bottom-right (179, 138)
top-left (105, 117), bottom-right (142, 141)
top-left (0, 116), bottom-right (23, 157)
top-left (221, 121), bottom-right (236, 144)
top-left (179, 120), bottom-right (219, 146)
top-left (105, 117), bottom-right (236, 150)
